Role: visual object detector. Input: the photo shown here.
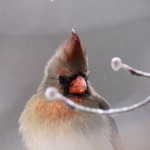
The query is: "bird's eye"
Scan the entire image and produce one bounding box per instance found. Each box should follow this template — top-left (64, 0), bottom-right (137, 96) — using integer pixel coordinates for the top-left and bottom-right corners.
top-left (59, 76), bottom-right (69, 85)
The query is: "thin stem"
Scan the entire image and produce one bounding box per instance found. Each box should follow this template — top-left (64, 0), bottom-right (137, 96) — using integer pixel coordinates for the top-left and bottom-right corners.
top-left (45, 87), bottom-right (150, 115)
top-left (123, 64), bottom-right (150, 78)
top-left (111, 57), bottom-right (150, 78)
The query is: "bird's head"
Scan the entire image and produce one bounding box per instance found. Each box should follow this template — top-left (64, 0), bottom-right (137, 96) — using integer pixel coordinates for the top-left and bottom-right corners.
top-left (38, 30), bottom-right (92, 99)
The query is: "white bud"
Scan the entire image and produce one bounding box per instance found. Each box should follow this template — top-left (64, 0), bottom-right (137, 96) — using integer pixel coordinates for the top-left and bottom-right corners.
top-left (111, 57), bottom-right (123, 71)
top-left (45, 87), bottom-right (58, 100)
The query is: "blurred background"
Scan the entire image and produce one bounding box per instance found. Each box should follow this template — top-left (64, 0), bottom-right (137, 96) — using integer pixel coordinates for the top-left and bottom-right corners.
top-left (0, 0), bottom-right (150, 149)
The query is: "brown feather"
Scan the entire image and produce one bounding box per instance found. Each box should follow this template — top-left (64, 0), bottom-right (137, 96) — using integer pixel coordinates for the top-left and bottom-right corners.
top-left (58, 31), bottom-right (87, 73)
top-left (34, 96), bottom-right (83, 125)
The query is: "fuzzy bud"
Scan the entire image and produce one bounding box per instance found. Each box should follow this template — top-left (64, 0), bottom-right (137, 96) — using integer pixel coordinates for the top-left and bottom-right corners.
top-left (45, 87), bottom-right (58, 100)
top-left (111, 57), bottom-right (123, 71)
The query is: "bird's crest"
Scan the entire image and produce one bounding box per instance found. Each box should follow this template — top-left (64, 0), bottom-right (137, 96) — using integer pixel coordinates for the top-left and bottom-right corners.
top-left (58, 29), bottom-right (88, 72)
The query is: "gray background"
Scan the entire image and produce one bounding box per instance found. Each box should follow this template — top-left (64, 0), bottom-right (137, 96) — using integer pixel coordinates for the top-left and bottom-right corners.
top-left (0, 0), bottom-right (150, 149)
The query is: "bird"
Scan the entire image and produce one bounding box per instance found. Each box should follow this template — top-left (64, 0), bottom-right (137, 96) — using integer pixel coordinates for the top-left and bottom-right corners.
top-left (19, 30), bottom-right (125, 150)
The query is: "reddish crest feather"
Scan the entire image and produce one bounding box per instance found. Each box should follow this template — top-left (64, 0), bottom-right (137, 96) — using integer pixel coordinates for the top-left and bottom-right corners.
top-left (62, 30), bottom-right (85, 63)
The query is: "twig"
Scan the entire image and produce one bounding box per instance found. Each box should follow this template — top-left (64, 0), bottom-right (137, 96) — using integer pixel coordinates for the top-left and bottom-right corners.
top-left (45, 87), bottom-right (150, 115)
top-left (111, 57), bottom-right (150, 78)
top-left (44, 57), bottom-right (150, 115)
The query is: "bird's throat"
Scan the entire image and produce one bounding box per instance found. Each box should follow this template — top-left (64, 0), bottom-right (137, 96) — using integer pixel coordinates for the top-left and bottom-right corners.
top-left (34, 96), bottom-right (83, 125)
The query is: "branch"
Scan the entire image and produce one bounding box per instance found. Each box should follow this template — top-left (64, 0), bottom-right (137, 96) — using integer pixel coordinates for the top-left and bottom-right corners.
top-left (44, 57), bottom-right (150, 115)
top-left (111, 57), bottom-right (150, 78)
top-left (45, 87), bottom-right (150, 115)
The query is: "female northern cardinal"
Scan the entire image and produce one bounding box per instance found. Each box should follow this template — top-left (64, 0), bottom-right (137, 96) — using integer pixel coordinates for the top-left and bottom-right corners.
top-left (19, 30), bottom-right (125, 150)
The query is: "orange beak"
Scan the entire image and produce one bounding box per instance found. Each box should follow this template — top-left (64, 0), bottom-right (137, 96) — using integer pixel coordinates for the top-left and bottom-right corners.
top-left (69, 76), bottom-right (87, 94)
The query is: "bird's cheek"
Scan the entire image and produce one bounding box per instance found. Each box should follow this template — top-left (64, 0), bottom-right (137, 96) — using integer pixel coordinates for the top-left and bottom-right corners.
top-left (69, 76), bottom-right (87, 94)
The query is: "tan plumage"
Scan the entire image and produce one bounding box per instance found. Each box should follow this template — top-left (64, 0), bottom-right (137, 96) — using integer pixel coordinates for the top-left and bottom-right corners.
top-left (19, 31), bottom-right (125, 150)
